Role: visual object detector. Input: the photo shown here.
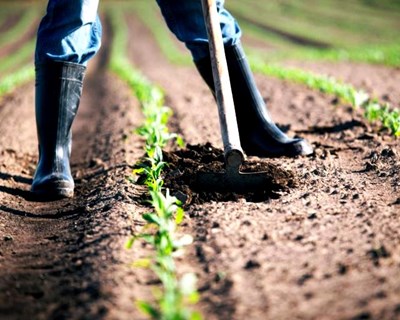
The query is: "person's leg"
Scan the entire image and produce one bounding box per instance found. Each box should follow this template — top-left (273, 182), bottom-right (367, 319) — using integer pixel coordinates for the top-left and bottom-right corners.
top-left (35, 0), bottom-right (101, 65)
top-left (156, 0), bottom-right (312, 157)
top-left (32, 0), bottom-right (102, 199)
top-left (156, 0), bottom-right (240, 62)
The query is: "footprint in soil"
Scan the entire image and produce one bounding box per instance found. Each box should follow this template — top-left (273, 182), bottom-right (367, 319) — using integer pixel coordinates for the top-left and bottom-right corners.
top-left (136, 143), bottom-right (299, 205)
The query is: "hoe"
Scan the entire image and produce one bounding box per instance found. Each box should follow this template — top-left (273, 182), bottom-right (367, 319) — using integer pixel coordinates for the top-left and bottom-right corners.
top-left (197, 0), bottom-right (271, 193)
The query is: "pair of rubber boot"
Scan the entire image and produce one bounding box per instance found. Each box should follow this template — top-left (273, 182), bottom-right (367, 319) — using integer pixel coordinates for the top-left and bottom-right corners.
top-left (31, 43), bottom-right (312, 199)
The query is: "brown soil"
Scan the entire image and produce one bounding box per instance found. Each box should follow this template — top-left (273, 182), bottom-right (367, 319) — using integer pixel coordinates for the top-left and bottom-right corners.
top-left (1, 11), bottom-right (400, 320)
top-left (160, 143), bottom-right (298, 204)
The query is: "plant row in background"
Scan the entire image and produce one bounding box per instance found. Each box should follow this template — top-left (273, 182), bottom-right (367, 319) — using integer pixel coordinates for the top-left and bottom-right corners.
top-left (227, 0), bottom-right (400, 49)
top-left (125, 2), bottom-right (399, 137)
top-left (227, 0), bottom-right (400, 66)
top-left (0, 8), bottom-right (41, 98)
top-left (0, 64), bottom-right (34, 97)
top-left (127, 1), bottom-right (192, 66)
top-left (108, 8), bottom-right (201, 320)
top-left (242, 22), bottom-right (400, 67)
top-left (249, 57), bottom-right (400, 136)
top-left (0, 9), bottom-right (39, 47)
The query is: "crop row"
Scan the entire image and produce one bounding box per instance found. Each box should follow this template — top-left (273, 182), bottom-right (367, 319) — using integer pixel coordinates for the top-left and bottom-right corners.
top-left (125, 1), bottom-right (191, 66)
top-left (227, 0), bottom-right (400, 49)
top-left (108, 8), bottom-right (201, 320)
top-left (0, 4), bottom-right (202, 319)
top-left (0, 64), bottom-right (34, 97)
top-left (249, 57), bottom-right (400, 136)
top-left (0, 8), bottom-right (41, 98)
top-left (245, 28), bottom-right (400, 67)
top-left (0, 9), bottom-right (39, 47)
top-left (225, 0), bottom-right (400, 66)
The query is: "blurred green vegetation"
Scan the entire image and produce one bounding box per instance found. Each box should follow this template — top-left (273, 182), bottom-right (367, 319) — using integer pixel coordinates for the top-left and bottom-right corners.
top-left (228, 0), bottom-right (400, 47)
top-left (1, 0), bottom-right (399, 67)
top-left (226, 0), bottom-right (400, 65)
top-left (101, 0), bottom-right (400, 66)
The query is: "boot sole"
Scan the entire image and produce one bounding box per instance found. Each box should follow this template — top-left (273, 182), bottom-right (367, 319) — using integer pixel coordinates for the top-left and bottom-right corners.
top-left (31, 181), bottom-right (74, 200)
top-left (32, 188), bottom-right (74, 200)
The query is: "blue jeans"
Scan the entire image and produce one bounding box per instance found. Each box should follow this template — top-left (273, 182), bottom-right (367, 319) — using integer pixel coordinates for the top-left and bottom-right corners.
top-left (35, 0), bottom-right (242, 65)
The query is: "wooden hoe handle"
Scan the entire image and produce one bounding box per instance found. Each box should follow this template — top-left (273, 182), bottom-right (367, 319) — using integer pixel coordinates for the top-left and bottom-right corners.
top-left (201, 0), bottom-right (244, 168)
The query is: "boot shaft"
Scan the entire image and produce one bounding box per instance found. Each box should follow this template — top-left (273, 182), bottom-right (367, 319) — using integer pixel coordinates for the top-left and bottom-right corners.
top-left (35, 61), bottom-right (86, 160)
top-left (195, 43), bottom-right (277, 135)
top-left (194, 42), bottom-right (313, 157)
top-left (32, 61), bottom-right (86, 197)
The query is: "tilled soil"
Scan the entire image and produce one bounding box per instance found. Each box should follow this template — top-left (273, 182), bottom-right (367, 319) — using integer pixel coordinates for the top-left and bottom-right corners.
top-left (0, 11), bottom-right (400, 320)
top-left (0, 24), bottom-right (155, 320)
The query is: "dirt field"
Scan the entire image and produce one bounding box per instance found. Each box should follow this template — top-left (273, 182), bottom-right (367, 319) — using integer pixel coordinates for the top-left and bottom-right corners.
top-left (1, 10), bottom-right (400, 320)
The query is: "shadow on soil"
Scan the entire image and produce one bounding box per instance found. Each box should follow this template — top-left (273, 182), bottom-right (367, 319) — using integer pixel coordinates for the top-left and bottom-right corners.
top-left (298, 119), bottom-right (365, 134)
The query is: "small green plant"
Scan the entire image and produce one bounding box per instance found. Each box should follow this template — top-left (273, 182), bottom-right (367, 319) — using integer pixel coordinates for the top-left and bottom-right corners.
top-left (249, 57), bottom-right (400, 137)
top-left (364, 101), bottom-right (400, 136)
top-left (129, 81), bottom-right (197, 319)
top-left (108, 8), bottom-right (201, 319)
top-left (127, 189), bottom-right (201, 320)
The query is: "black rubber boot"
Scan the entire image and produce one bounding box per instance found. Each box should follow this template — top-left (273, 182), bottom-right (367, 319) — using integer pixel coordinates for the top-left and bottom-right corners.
top-left (195, 42), bottom-right (313, 157)
top-left (31, 61), bottom-right (86, 199)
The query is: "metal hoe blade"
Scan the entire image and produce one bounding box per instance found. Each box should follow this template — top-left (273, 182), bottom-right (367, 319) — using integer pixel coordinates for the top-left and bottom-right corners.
top-left (197, 149), bottom-right (271, 194)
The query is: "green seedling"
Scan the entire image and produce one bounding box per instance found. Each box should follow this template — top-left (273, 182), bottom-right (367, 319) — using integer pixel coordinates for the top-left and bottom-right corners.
top-left (365, 102), bottom-right (400, 136)
top-left (249, 57), bottom-right (400, 137)
top-left (108, 7), bottom-right (201, 320)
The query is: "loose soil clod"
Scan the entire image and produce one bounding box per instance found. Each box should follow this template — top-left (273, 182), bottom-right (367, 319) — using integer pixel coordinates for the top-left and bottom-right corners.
top-left (162, 143), bottom-right (298, 205)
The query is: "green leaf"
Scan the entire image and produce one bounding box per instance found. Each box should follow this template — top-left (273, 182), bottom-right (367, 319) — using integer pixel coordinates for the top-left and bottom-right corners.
top-left (132, 258), bottom-right (152, 268)
top-left (175, 135), bottom-right (185, 148)
top-left (143, 213), bottom-right (161, 225)
top-left (124, 236), bottom-right (135, 249)
top-left (154, 146), bottom-right (164, 163)
top-left (136, 301), bottom-right (160, 318)
top-left (175, 207), bottom-right (185, 225)
top-left (190, 311), bottom-right (203, 320)
top-left (139, 233), bottom-right (156, 245)
top-left (188, 291), bottom-right (200, 304)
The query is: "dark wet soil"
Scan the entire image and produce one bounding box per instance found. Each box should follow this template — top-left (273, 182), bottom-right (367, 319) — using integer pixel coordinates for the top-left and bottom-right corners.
top-left (160, 143), bottom-right (298, 205)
